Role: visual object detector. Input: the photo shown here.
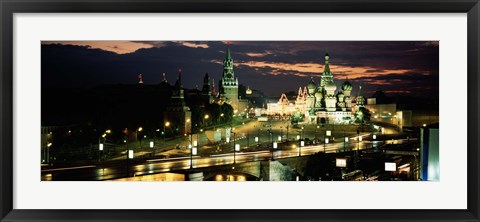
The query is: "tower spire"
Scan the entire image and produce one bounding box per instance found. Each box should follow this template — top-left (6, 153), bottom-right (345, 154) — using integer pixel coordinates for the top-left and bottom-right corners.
top-left (226, 42), bottom-right (232, 60)
top-left (323, 52), bottom-right (331, 75)
top-left (162, 72), bottom-right (167, 83)
top-left (211, 78), bottom-right (216, 96)
top-left (357, 85), bottom-right (365, 107)
top-left (223, 42), bottom-right (234, 80)
top-left (177, 68), bottom-right (182, 87)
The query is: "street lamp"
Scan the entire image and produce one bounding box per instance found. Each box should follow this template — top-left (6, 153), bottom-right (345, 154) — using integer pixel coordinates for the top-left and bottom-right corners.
top-left (324, 137), bottom-right (329, 153)
top-left (126, 149), bottom-right (134, 177)
top-left (45, 142), bottom-right (52, 164)
top-left (233, 132), bottom-right (237, 165)
top-left (98, 143), bottom-right (104, 161)
top-left (136, 127), bottom-right (143, 146)
top-left (191, 147), bottom-right (197, 169)
top-left (128, 150), bottom-right (134, 159)
top-left (299, 140), bottom-right (304, 156)
top-left (203, 114), bottom-right (209, 131)
top-left (326, 130), bottom-right (331, 137)
top-left (235, 143), bottom-right (240, 151)
top-left (280, 127), bottom-right (283, 142)
top-left (286, 125), bottom-right (289, 141)
top-left (272, 142), bottom-right (278, 160)
top-left (344, 136), bottom-right (349, 152)
top-left (164, 121), bottom-right (170, 149)
top-left (325, 130), bottom-right (331, 153)
top-left (301, 126), bottom-right (304, 140)
top-left (269, 132), bottom-right (273, 146)
top-left (98, 131), bottom-right (109, 162)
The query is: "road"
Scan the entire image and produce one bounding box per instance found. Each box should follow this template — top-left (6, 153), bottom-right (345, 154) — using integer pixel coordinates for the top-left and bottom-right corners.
top-left (42, 135), bottom-right (401, 181)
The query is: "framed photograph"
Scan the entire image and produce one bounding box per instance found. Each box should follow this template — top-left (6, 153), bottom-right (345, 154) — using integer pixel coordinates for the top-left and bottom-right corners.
top-left (1, 0), bottom-right (479, 221)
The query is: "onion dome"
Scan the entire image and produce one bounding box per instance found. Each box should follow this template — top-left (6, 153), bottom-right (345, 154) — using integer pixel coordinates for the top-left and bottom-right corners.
top-left (324, 79), bottom-right (337, 91)
top-left (341, 80), bottom-right (353, 91)
top-left (307, 78), bottom-right (316, 94)
top-left (337, 91), bottom-right (344, 99)
top-left (246, 86), bottom-right (252, 95)
top-left (314, 89), bottom-right (323, 100)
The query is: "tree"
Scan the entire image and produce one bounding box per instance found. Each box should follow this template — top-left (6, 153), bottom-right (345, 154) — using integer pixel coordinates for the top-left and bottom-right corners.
top-left (354, 107), bottom-right (372, 125)
top-left (291, 111), bottom-right (304, 124)
top-left (220, 103), bottom-right (234, 123)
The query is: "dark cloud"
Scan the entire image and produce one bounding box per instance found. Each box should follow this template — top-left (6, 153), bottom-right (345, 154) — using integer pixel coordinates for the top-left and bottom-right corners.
top-left (41, 41), bottom-right (438, 98)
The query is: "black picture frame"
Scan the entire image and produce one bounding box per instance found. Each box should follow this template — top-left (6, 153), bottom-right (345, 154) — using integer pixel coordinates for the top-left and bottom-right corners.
top-left (1, 0), bottom-right (479, 221)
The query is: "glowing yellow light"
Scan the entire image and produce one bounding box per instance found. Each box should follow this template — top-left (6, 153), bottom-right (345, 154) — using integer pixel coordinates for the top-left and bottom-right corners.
top-left (220, 113), bottom-right (224, 117)
top-left (105, 129), bottom-right (111, 134)
top-left (423, 124), bottom-right (427, 127)
top-left (138, 127), bottom-right (143, 132)
top-left (47, 142), bottom-right (53, 147)
top-left (165, 122), bottom-right (170, 127)
top-left (186, 119), bottom-right (191, 123)
top-left (204, 114), bottom-right (209, 119)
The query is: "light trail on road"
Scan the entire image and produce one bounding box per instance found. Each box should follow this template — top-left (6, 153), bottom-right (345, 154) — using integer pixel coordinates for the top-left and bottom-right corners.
top-left (41, 137), bottom-right (390, 181)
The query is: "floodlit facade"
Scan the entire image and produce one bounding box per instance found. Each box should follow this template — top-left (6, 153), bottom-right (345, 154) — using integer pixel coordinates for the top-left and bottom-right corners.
top-left (216, 44), bottom-right (249, 114)
top-left (267, 53), bottom-right (363, 124)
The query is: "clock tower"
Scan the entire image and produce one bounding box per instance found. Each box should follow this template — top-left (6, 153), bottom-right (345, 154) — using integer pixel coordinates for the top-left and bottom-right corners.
top-left (220, 42), bottom-right (239, 111)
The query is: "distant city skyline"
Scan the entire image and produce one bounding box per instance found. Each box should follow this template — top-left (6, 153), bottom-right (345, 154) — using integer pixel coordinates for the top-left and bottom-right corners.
top-left (42, 41), bottom-right (439, 98)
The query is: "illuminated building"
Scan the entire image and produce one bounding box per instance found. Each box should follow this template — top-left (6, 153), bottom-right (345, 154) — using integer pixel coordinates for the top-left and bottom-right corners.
top-left (267, 52), bottom-right (358, 124)
top-left (164, 69), bottom-right (192, 135)
top-left (217, 43), bottom-right (249, 114)
top-left (266, 93), bottom-right (297, 115)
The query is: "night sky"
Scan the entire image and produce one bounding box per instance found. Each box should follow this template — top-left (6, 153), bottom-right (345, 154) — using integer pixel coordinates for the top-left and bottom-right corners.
top-left (41, 41), bottom-right (439, 98)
